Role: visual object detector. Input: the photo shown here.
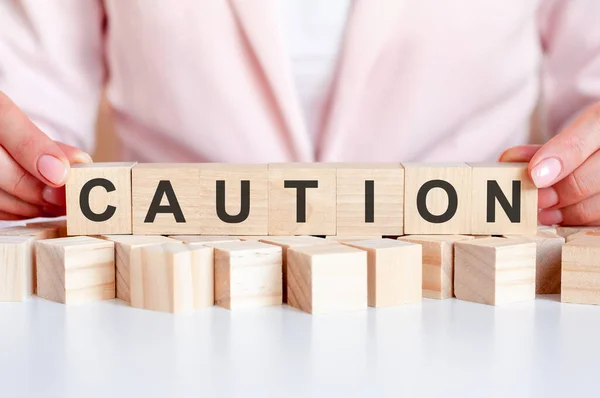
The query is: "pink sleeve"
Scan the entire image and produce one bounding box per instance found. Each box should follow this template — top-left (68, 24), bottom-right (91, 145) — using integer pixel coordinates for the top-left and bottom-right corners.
top-left (539, 0), bottom-right (600, 139)
top-left (0, 1), bottom-right (105, 152)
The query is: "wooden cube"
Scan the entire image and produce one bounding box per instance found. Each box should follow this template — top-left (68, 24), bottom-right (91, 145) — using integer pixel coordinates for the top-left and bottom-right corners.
top-left (169, 235), bottom-right (241, 246)
top-left (325, 235), bottom-right (382, 243)
top-left (36, 237), bottom-right (115, 304)
top-left (505, 231), bottom-right (564, 294)
top-left (343, 239), bottom-right (422, 307)
top-left (258, 236), bottom-right (330, 302)
top-left (268, 163), bottom-right (336, 235)
top-left (0, 236), bottom-right (35, 301)
top-left (287, 244), bottom-right (367, 314)
top-left (131, 243), bottom-right (214, 313)
top-left (100, 235), bottom-right (178, 303)
top-left (0, 225), bottom-right (61, 294)
top-left (199, 163), bottom-right (268, 235)
top-left (213, 241), bottom-right (282, 309)
top-left (561, 238), bottom-right (600, 305)
top-left (469, 163), bottom-right (537, 235)
top-left (565, 229), bottom-right (600, 243)
top-left (66, 162), bottom-right (136, 235)
top-left (132, 164), bottom-right (201, 235)
top-left (26, 219), bottom-right (68, 237)
top-left (555, 226), bottom-right (600, 240)
top-left (454, 237), bottom-right (536, 305)
top-left (336, 163), bottom-right (404, 236)
top-left (538, 225), bottom-right (557, 235)
top-left (403, 163), bottom-right (471, 235)
top-left (398, 235), bottom-right (474, 299)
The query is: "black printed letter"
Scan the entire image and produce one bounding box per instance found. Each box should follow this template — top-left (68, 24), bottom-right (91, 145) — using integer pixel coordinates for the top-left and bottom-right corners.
top-left (284, 180), bottom-right (319, 223)
top-left (216, 180), bottom-right (250, 223)
top-left (416, 180), bottom-right (458, 223)
top-left (80, 178), bottom-right (117, 222)
top-left (486, 180), bottom-right (521, 223)
top-left (144, 180), bottom-right (186, 223)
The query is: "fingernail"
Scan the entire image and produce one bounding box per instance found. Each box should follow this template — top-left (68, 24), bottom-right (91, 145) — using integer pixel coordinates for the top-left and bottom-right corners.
top-left (539, 209), bottom-right (563, 225)
top-left (42, 186), bottom-right (65, 207)
top-left (531, 158), bottom-right (562, 188)
top-left (72, 152), bottom-right (93, 164)
top-left (37, 155), bottom-right (69, 185)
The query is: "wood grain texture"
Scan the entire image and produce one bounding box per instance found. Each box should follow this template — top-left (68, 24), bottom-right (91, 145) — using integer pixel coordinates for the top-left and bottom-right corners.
top-left (132, 164), bottom-right (201, 235)
top-left (397, 235), bottom-right (474, 299)
top-left (0, 226), bottom-right (61, 294)
top-left (287, 244), bottom-right (367, 314)
top-left (325, 235), bottom-right (382, 243)
top-left (26, 219), bottom-right (68, 238)
top-left (336, 163), bottom-right (404, 236)
top-left (66, 162), bottom-right (136, 235)
top-left (505, 231), bottom-right (564, 294)
top-left (35, 237), bottom-right (115, 304)
top-left (131, 243), bottom-right (214, 313)
top-left (566, 230), bottom-right (600, 243)
top-left (100, 235), bottom-right (178, 303)
top-left (0, 236), bottom-right (35, 301)
top-left (268, 163), bottom-right (336, 235)
top-left (199, 163), bottom-right (268, 235)
top-left (213, 241), bottom-right (282, 309)
top-left (454, 237), bottom-right (536, 305)
top-left (168, 236), bottom-right (241, 245)
top-left (469, 163), bottom-right (537, 235)
top-left (258, 236), bottom-right (330, 303)
top-left (555, 226), bottom-right (600, 240)
top-left (403, 163), bottom-right (471, 235)
top-left (344, 239), bottom-right (422, 307)
top-left (561, 238), bottom-right (600, 305)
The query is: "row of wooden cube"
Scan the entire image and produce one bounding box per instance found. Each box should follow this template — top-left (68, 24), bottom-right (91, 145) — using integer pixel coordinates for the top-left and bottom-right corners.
top-left (4, 222), bottom-right (600, 309)
top-left (66, 161), bottom-right (538, 237)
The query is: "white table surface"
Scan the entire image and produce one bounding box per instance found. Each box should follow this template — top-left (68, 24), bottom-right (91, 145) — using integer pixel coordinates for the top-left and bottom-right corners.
top-left (1, 295), bottom-right (599, 398)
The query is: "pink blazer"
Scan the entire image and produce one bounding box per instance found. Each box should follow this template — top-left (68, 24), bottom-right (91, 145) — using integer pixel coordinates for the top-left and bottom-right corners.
top-left (1, 1), bottom-right (599, 163)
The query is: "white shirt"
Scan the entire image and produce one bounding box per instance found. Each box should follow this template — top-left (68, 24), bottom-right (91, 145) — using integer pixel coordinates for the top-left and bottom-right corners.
top-left (278, 0), bottom-right (352, 141)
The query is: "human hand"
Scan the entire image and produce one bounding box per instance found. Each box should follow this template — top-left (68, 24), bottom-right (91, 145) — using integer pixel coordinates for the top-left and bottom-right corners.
top-left (500, 102), bottom-right (600, 226)
top-left (0, 90), bottom-right (92, 220)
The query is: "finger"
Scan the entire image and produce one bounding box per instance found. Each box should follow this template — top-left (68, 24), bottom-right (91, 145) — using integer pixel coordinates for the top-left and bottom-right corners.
top-left (547, 149), bottom-right (600, 209)
top-left (40, 205), bottom-right (66, 218)
top-left (0, 211), bottom-right (35, 221)
top-left (0, 91), bottom-right (70, 187)
top-left (55, 142), bottom-right (93, 165)
top-left (541, 192), bottom-right (600, 226)
top-left (499, 145), bottom-right (541, 162)
top-left (0, 189), bottom-right (43, 218)
top-left (41, 187), bottom-right (66, 207)
top-left (529, 102), bottom-right (600, 188)
top-left (538, 187), bottom-right (559, 210)
top-left (0, 145), bottom-right (46, 205)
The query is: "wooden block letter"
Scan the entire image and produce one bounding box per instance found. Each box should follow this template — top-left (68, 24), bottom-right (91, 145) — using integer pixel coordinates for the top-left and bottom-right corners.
top-left (336, 163), bottom-right (404, 236)
top-left (398, 235), bottom-right (474, 299)
top-left (403, 163), bottom-right (471, 235)
top-left (344, 239), bottom-right (422, 307)
top-left (470, 163), bottom-right (537, 235)
top-left (66, 162), bottom-right (136, 235)
top-left (199, 164), bottom-right (268, 235)
top-left (213, 241), bottom-right (282, 309)
top-left (454, 237), bottom-right (536, 305)
top-left (561, 238), bottom-right (600, 305)
top-left (268, 163), bottom-right (336, 235)
top-left (287, 244), bottom-right (367, 314)
top-left (131, 243), bottom-right (214, 313)
top-left (36, 237), bottom-right (115, 304)
top-left (132, 164), bottom-right (201, 235)
top-left (0, 236), bottom-right (35, 301)
top-left (100, 235), bottom-right (178, 303)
